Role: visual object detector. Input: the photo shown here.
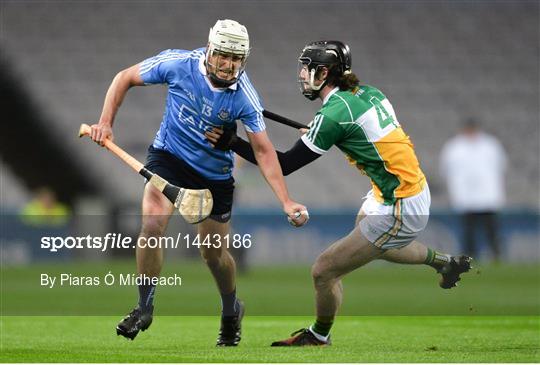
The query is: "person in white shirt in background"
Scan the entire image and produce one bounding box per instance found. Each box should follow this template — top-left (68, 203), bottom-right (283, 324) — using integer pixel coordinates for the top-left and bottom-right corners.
top-left (440, 118), bottom-right (508, 261)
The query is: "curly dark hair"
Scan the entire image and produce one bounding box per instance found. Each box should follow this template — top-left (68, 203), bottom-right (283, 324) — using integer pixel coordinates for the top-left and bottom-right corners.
top-left (327, 72), bottom-right (360, 91)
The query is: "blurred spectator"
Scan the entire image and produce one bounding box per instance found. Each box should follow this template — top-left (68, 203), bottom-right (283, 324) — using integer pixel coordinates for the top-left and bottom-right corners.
top-left (20, 187), bottom-right (70, 227)
top-left (440, 118), bottom-right (507, 261)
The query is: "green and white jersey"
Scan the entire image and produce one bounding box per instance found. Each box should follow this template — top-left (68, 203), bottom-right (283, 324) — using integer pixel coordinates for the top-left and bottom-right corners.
top-left (301, 86), bottom-right (426, 205)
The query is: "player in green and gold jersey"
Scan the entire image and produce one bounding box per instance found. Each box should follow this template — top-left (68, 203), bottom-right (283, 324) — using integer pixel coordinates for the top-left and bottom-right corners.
top-left (205, 41), bottom-right (472, 346)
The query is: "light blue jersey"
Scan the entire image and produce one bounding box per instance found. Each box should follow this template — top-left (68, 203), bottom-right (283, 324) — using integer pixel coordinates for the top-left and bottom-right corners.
top-left (140, 48), bottom-right (265, 180)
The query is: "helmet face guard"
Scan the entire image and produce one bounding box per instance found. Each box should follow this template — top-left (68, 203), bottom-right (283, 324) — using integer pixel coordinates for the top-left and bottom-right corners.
top-left (297, 61), bottom-right (327, 101)
top-left (297, 40), bottom-right (352, 100)
top-left (206, 46), bottom-right (248, 88)
top-left (206, 19), bottom-right (250, 88)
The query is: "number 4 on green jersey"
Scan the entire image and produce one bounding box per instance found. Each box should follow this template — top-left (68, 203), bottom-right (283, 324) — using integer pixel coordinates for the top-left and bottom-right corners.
top-left (369, 96), bottom-right (397, 129)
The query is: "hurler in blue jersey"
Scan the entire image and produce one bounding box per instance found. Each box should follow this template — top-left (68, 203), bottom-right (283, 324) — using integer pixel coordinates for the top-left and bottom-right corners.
top-left (89, 19), bottom-right (309, 346)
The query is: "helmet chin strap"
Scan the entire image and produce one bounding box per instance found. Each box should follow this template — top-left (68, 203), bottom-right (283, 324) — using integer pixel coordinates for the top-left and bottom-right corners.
top-left (303, 68), bottom-right (327, 100)
top-left (309, 68), bottom-right (325, 91)
top-left (208, 72), bottom-right (237, 88)
top-left (205, 60), bottom-right (240, 88)
top-left (205, 46), bottom-right (244, 88)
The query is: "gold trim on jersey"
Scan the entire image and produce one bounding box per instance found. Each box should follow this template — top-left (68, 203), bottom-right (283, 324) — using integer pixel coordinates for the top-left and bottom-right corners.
top-left (371, 127), bottom-right (426, 203)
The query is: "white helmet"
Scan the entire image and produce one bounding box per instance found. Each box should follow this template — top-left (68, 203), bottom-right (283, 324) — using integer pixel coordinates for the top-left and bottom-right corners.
top-left (206, 19), bottom-right (250, 87)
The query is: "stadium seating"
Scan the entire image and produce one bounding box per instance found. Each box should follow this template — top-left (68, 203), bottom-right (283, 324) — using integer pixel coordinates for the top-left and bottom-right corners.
top-left (1, 0), bottom-right (538, 210)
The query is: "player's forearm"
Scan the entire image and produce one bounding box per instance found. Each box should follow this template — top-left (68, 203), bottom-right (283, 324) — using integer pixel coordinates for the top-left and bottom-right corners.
top-left (253, 148), bottom-right (291, 205)
top-left (231, 138), bottom-right (258, 164)
top-left (99, 65), bottom-right (143, 127)
top-left (232, 137), bottom-right (320, 176)
top-left (98, 71), bottom-right (133, 127)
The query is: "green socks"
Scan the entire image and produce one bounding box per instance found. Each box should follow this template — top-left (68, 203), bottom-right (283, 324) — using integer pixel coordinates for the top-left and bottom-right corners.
top-left (425, 248), bottom-right (451, 268)
top-left (310, 318), bottom-right (334, 339)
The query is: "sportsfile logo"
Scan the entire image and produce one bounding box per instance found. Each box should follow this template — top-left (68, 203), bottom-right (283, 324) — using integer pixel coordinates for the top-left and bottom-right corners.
top-left (40, 233), bottom-right (132, 252)
top-left (40, 233), bottom-right (253, 252)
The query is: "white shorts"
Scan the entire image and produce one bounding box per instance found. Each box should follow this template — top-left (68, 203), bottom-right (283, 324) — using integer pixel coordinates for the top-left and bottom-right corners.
top-left (359, 184), bottom-right (431, 250)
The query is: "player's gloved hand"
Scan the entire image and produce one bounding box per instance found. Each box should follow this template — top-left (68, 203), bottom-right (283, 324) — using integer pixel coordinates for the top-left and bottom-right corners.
top-left (205, 122), bottom-right (238, 151)
top-left (283, 200), bottom-right (309, 227)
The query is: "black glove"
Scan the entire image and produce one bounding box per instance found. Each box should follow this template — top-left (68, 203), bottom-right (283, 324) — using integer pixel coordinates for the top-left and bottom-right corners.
top-left (214, 122), bottom-right (238, 151)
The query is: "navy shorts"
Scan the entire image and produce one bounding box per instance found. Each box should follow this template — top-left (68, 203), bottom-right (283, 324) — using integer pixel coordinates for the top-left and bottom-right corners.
top-left (144, 146), bottom-right (234, 222)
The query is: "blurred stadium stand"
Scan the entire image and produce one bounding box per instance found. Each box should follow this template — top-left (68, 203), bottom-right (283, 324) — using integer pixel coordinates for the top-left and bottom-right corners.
top-left (1, 1), bottom-right (538, 262)
top-left (0, 56), bottom-right (101, 205)
top-left (1, 0), bottom-right (538, 209)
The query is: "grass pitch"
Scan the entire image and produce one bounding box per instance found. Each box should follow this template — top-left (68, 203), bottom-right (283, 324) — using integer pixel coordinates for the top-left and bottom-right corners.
top-left (1, 316), bottom-right (538, 362)
top-left (1, 260), bottom-right (539, 362)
